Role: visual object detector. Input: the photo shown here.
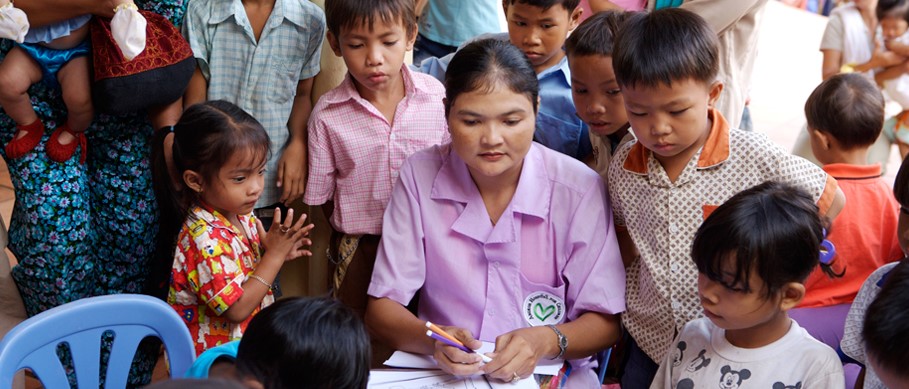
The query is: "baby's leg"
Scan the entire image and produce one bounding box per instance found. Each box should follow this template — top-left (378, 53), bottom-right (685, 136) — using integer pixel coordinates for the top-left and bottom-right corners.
top-left (0, 46), bottom-right (42, 128)
top-left (55, 56), bottom-right (94, 140)
top-left (46, 55), bottom-right (92, 163)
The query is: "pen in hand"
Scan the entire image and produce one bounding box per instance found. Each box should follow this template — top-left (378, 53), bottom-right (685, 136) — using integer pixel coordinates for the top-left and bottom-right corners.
top-left (425, 322), bottom-right (493, 363)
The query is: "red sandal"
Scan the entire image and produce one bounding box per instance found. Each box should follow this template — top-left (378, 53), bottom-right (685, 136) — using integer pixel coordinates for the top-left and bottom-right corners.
top-left (5, 120), bottom-right (45, 160)
top-left (46, 124), bottom-right (87, 164)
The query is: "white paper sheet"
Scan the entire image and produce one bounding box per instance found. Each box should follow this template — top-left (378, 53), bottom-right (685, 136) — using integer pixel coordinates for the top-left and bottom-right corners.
top-left (383, 341), bottom-right (563, 376)
top-left (367, 369), bottom-right (538, 389)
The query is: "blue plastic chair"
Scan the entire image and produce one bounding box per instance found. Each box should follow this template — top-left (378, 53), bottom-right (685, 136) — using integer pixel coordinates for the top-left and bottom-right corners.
top-left (0, 294), bottom-right (195, 388)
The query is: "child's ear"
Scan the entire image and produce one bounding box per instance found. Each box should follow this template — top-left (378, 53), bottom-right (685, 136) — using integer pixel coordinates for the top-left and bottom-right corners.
top-left (240, 376), bottom-right (265, 389)
top-left (327, 30), bottom-right (343, 57)
top-left (707, 81), bottom-right (723, 108)
top-left (569, 7), bottom-right (583, 32)
top-left (809, 128), bottom-right (832, 150)
top-left (183, 170), bottom-right (204, 194)
top-left (406, 24), bottom-right (419, 51)
top-left (778, 282), bottom-right (806, 312)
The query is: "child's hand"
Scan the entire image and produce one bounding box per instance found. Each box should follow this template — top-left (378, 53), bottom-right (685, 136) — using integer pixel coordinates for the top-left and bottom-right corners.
top-left (277, 139), bottom-right (306, 205)
top-left (256, 208), bottom-right (315, 261)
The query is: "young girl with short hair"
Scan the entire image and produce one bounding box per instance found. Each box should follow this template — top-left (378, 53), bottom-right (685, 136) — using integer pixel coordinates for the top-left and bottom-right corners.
top-left (651, 181), bottom-right (845, 389)
top-left (156, 100), bottom-right (314, 356)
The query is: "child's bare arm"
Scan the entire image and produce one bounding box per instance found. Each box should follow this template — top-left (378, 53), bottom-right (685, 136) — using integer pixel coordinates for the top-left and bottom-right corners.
top-left (183, 66), bottom-right (208, 108)
top-left (874, 61), bottom-right (909, 86)
top-left (278, 77), bottom-right (315, 205)
top-left (886, 39), bottom-right (909, 57)
top-left (825, 186), bottom-right (846, 221)
top-left (616, 227), bottom-right (639, 268)
top-left (588, 0), bottom-right (624, 12)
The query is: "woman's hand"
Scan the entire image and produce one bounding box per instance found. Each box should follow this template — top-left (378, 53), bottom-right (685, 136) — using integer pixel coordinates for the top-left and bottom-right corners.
top-left (481, 326), bottom-right (554, 383)
top-left (432, 326), bottom-right (484, 377)
top-left (256, 208), bottom-right (314, 261)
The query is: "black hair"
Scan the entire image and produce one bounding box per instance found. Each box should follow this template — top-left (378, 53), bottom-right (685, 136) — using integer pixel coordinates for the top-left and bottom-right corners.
top-left (804, 73), bottom-right (884, 150)
top-left (613, 8), bottom-right (719, 89)
top-left (894, 150), bottom-right (909, 207)
top-left (325, 0), bottom-right (417, 39)
top-left (692, 181), bottom-right (839, 298)
top-left (149, 101), bottom-right (270, 296)
top-left (444, 39), bottom-right (539, 117)
top-left (863, 259), bottom-right (909, 380)
top-left (565, 10), bottom-right (628, 58)
top-left (236, 297), bottom-right (371, 389)
top-left (877, 0), bottom-right (909, 23)
top-left (504, 0), bottom-right (581, 12)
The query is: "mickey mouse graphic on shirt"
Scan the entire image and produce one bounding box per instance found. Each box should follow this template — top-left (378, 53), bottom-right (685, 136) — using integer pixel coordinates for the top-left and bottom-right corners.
top-left (686, 349), bottom-right (711, 372)
top-left (672, 341), bottom-right (687, 367)
top-left (773, 382), bottom-right (802, 389)
top-left (719, 365), bottom-right (751, 389)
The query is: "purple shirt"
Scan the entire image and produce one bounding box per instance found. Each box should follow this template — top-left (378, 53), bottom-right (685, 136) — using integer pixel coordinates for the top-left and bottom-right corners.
top-left (369, 143), bottom-right (626, 366)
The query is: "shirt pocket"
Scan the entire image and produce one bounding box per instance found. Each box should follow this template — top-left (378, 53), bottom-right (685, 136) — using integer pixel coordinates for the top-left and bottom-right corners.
top-left (268, 56), bottom-right (299, 103)
top-left (519, 273), bottom-right (568, 327)
top-left (535, 111), bottom-right (584, 158)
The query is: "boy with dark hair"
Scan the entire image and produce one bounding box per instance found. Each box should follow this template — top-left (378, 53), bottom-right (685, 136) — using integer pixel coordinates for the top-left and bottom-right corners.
top-left (606, 8), bottom-right (845, 387)
top-left (795, 73), bottom-right (903, 352)
top-left (564, 10), bottom-right (632, 178)
top-left (417, 0), bottom-right (589, 161)
top-left (305, 0), bottom-right (448, 324)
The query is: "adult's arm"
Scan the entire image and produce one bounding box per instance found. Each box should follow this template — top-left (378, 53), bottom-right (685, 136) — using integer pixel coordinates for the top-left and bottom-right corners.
top-left (679, 0), bottom-right (765, 35)
top-left (16, 0), bottom-right (116, 27)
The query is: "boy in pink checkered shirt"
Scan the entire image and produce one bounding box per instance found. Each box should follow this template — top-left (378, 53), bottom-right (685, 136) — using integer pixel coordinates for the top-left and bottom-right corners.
top-left (304, 0), bottom-right (448, 320)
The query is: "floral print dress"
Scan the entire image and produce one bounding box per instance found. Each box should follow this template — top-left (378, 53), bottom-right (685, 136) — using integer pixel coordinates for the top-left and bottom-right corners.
top-left (0, 1), bottom-right (186, 386)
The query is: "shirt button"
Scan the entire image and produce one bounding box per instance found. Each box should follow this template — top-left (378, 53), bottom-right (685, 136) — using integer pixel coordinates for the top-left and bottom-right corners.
top-left (671, 301), bottom-right (681, 310)
top-left (488, 309), bottom-right (495, 316)
top-left (669, 223), bottom-right (680, 234)
top-left (670, 263), bottom-right (680, 273)
top-left (390, 133), bottom-right (396, 141)
top-left (493, 261), bottom-right (500, 268)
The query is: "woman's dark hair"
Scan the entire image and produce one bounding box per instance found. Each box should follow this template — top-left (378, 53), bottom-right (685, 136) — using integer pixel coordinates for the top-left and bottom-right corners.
top-left (149, 101), bottom-right (270, 296)
top-left (236, 297), bottom-right (371, 389)
top-left (444, 39), bottom-right (539, 116)
top-left (692, 181), bottom-right (839, 298)
top-left (804, 73), bottom-right (884, 150)
top-left (863, 259), bottom-right (909, 379)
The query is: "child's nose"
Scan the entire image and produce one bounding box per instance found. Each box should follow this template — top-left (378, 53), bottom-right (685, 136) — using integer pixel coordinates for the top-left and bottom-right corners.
top-left (522, 30), bottom-right (541, 46)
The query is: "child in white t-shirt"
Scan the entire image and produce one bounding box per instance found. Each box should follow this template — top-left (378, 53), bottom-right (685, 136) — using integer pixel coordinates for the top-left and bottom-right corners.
top-left (651, 182), bottom-right (844, 389)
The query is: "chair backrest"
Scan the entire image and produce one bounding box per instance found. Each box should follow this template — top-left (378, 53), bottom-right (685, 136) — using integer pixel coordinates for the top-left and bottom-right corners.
top-left (0, 294), bottom-right (195, 388)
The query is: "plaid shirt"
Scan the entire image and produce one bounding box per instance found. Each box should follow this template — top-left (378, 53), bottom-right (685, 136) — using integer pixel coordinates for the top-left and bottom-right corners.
top-left (183, 0), bottom-right (325, 206)
top-left (304, 66), bottom-right (449, 235)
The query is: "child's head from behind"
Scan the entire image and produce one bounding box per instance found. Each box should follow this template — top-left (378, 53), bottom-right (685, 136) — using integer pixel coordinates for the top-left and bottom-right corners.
top-left (877, 0), bottom-right (909, 40)
top-left (565, 10), bottom-right (629, 137)
top-left (325, 0), bottom-right (417, 95)
top-left (804, 73), bottom-right (884, 164)
top-left (692, 182), bottom-right (828, 342)
top-left (612, 9), bottom-right (722, 168)
top-left (503, 0), bottom-right (581, 73)
top-left (863, 260), bottom-right (909, 388)
top-left (444, 39), bottom-right (539, 184)
top-left (172, 101), bottom-right (270, 218)
top-left (236, 297), bottom-right (370, 389)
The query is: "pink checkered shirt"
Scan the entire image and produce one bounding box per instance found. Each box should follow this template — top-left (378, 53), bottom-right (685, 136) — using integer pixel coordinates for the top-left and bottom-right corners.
top-left (304, 65), bottom-right (449, 235)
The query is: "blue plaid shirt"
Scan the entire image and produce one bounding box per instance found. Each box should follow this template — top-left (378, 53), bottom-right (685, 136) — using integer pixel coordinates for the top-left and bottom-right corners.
top-left (183, 0), bottom-right (325, 206)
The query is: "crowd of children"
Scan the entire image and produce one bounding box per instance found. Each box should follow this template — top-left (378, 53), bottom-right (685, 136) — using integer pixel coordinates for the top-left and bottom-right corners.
top-left (4, 0), bottom-right (909, 388)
